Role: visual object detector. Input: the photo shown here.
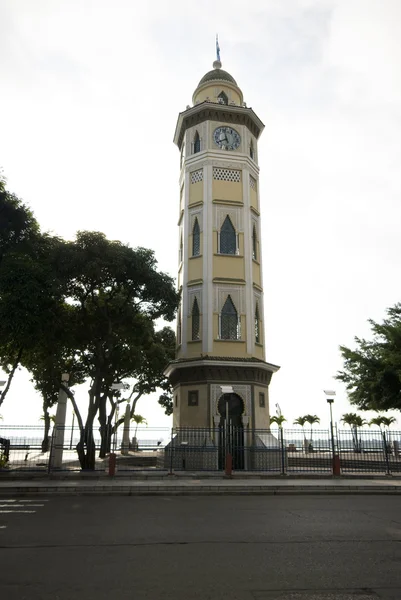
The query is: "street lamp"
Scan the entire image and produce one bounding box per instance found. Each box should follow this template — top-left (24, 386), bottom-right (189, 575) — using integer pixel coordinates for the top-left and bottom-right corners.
top-left (324, 389), bottom-right (339, 475)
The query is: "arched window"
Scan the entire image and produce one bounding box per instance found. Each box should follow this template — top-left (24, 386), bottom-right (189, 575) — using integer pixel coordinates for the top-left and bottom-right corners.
top-left (194, 131), bottom-right (201, 154)
top-left (177, 308), bottom-right (182, 345)
top-left (255, 303), bottom-right (260, 343)
top-left (219, 215), bottom-right (236, 255)
top-left (250, 141), bottom-right (254, 160)
top-left (252, 224), bottom-right (257, 260)
top-left (192, 298), bottom-right (200, 341)
top-left (218, 91), bottom-right (228, 105)
top-left (180, 143), bottom-right (185, 168)
top-left (220, 295), bottom-right (239, 340)
top-left (192, 218), bottom-right (200, 256)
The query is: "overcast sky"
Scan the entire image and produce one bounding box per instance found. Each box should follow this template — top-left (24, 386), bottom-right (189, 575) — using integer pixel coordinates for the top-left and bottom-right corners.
top-left (1, 0), bottom-right (400, 431)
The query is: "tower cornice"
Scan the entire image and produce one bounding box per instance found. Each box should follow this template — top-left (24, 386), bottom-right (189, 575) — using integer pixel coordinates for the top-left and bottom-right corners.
top-left (174, 101), bottom-right (265, 148)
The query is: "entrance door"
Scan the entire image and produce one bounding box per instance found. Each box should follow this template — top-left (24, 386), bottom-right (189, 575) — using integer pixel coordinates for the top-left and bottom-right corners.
top-left (218, 393), bottom-right (245, 470)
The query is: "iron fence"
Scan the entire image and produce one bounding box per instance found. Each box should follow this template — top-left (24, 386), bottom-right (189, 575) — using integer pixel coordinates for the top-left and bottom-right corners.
top-left (0, 425), bottom-right (170, 473)
top-left (1, 424), bottom-right (401, 475)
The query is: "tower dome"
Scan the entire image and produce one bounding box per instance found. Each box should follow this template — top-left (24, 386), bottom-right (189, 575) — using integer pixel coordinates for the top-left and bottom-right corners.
top-left (197, 60), bottom-right (238, 86)
top-left (192, 60), bottom-right (243, 106)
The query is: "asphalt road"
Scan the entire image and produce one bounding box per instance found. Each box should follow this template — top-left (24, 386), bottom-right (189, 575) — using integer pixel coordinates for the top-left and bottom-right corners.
top-left (0, 495), bottom-right (400, 600)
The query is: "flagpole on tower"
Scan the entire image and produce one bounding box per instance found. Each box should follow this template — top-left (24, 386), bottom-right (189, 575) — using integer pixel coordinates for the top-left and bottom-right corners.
top-left (216, 34), bottom-right (221, 63)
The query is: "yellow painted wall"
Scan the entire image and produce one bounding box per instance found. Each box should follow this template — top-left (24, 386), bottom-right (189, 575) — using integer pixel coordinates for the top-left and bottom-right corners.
top-left (213, 179), bottom-right (242, 202)
top-left (212, 315), bottom-right (248, 357)
top-left (194, 84), bottom-right (242, 106)
top-left (214, 255), bottom-right (244, 280)
top-left (172, 388), bottom-right (181, 429)
top-left (185, 340), bottom-right (202, 357)
top-left (189, 180), bottom-right (203, 205)
top-left (250, 187), bottom-right (258, 211)
top-left (188, 256), bottom-right (203, 281)
top-left (253, 342), bottom-right (264, 361)
top-left (252, 261), bottom-right (261, 287)
top-left (177, 383), bottom-right (209, 427)
top-left (253, 385), bottom-right (270, 429)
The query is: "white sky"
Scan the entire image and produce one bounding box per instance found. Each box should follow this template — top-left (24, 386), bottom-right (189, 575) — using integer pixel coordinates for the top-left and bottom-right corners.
top-left (1, 0), bottom-right (401, 431)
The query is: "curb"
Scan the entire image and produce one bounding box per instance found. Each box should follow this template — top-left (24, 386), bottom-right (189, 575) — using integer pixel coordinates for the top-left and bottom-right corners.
top-left (1, 485), bottom-right (401, 496)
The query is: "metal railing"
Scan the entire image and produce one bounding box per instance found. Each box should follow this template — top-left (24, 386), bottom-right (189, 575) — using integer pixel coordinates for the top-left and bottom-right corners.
top-left (1, 424), bottom-right (400, 475)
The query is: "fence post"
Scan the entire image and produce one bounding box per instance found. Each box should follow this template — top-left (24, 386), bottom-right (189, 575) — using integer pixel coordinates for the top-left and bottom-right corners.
top-left (168, 427), bottom-right (174, 475)
top-left (383, 431), bottom-right (391, 476)
top-left (280, 428), bottom-right (286, 475)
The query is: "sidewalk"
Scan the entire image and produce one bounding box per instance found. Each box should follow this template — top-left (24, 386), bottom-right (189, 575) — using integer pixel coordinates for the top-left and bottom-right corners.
top-left (1, 474), bottom-right (401, 496)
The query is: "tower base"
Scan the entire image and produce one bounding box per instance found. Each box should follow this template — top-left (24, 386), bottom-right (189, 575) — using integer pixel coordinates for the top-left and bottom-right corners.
top-left (164, 355), bottom-right (280, 430)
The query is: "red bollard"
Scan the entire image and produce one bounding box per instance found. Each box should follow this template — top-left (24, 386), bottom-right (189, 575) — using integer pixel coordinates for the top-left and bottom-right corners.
top-left (109, 453), bottom-right (117, 477)
top-left (333, 454), bottom-right (341, 476)
top-left (225, 453), bottom-right (233, 477)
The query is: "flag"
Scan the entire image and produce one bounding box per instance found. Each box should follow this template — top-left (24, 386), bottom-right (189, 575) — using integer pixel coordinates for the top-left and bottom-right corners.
top-left (216, 35), bottom-right (221, 62)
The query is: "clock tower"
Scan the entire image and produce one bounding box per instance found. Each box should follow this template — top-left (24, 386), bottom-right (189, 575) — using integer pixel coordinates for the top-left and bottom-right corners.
top-left (165, 56), bottom-right (280, 438)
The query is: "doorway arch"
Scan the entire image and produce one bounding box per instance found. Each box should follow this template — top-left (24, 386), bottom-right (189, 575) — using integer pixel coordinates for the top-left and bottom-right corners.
top-left (217, 393), bottom-right (245, 470)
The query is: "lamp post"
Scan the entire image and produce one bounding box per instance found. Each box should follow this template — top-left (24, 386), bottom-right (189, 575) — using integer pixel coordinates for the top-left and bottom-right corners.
top-left (324, 389), bottom-right (340, 475)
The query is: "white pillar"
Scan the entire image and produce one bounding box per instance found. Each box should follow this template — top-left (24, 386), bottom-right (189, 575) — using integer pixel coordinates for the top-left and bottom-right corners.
top-left (51, 373), bottom-right (70, 469)
top-left (121, 403), bottom-right (131, 455)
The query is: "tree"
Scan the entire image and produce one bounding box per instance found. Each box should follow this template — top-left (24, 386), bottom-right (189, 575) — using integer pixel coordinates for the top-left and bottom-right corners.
top-left (336, 304), bottom-right (401, 413)
top-left (269, 415), bottom-right (286, 428)
top-left (0, 175), bottom-right (39, 265)
top-left (131, 414), bottom-right (148, 449)
top-left (341, 413), bottom-right (366, 452)
top-left (55, 232), bottom-right (179, 469)
top-left (0, 177), bottom-right (41, 405)
top-left (293, 416), bottom-right (307, 444)
top-left (0, 234), bottom-right (65, 409)
top-left (304, 415), bottom-right (320, 442)
top-left (369, 416), bottom-right (386, 431)
top-left (382, 416), bottom-right (396, 428)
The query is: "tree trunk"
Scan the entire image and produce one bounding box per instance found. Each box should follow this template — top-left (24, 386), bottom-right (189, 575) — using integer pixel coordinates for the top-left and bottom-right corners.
top-left (99, 423), bottom-right (112, 458)
top-left (41, 410), bottom-right (51, 453)
top-left (0, 347), bottom-right (23, 408)
top-left (76, 424), bottom-right (96, 470)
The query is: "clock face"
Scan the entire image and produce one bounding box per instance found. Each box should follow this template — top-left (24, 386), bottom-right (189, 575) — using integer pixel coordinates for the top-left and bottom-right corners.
top-left (213, 126), bottom-right (241, 151)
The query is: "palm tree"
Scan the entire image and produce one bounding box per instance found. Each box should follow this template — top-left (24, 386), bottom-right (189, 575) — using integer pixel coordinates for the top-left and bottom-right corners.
top-left (269, 415), bottom-right (286, 429)
top-left (369, 416), bottom-right (385, 430)
top-left (130, 414), bottom-right (148, 450)
top-left (341, 413), bottom-right (366, 452)
top-left (304, 415), bottom-right (320, 444)
top-left (381, 416), bottom-right (397, 451)
top-left (381, 416), bottom-right (396, 428)
top-left (293, 416), bottom-right (307, 447)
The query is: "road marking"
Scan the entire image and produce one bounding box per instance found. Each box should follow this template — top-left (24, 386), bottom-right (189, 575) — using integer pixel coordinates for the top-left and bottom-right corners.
top-left (0, 504), bottom-right (44, 507)
top-left (0, 510), bottom-right (36, 514)
top-left (0, 499), bottom-right (49, 502)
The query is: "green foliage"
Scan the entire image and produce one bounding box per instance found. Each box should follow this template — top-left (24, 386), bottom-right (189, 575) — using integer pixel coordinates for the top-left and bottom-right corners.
top-left (381, 416), bottom-right (397, 428)
top-left (293, 416), bottom-right (307, 426)
top-left (341, 412), bottom-right (367, 452)
top-left (370, 415), bottom-right (397, 429)
top-left (269, 415), bottom-right (286, 428)
top-left (0, 176), bottom-right (39, 263)
top-left (341, 413), bottom-right (366, 428)
top-left (0, 177), bottom-right (179, 469)
top-left (49, 231), bottom-right (179, 467)
top-left (336, 304), bottom-right (401, 412)
top-left (0, 452), bottom-right (9, 469)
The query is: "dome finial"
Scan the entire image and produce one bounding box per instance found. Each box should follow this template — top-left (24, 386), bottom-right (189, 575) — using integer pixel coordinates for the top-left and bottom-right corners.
top-left (214, 34), bottom-right (222, 69)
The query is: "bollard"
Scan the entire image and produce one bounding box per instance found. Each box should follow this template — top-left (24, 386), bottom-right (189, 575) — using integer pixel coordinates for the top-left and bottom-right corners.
top-left (108, 452), bottom-right (117, 477)
top-left (333, 454), bottom-right (341, 476)
top-left (225, 452), bottom-right (233, 477)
